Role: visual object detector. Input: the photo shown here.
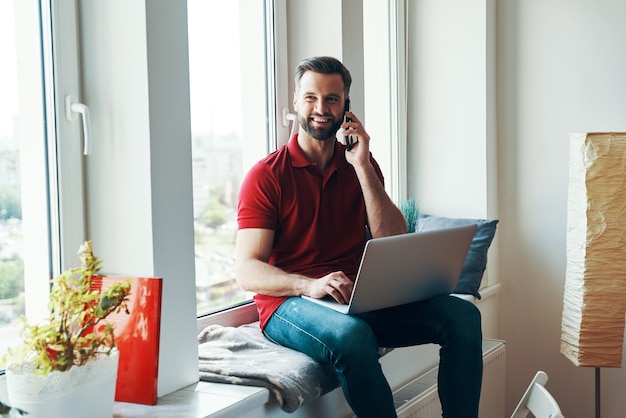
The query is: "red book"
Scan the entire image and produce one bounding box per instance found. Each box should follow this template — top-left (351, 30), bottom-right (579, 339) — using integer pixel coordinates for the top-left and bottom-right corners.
top-left (92, 276), bottom-right (163, 405)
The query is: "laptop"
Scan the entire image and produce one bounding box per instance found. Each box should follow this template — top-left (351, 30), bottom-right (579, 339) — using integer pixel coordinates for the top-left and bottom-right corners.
top-left (303, 224), bottom-right (476, 314)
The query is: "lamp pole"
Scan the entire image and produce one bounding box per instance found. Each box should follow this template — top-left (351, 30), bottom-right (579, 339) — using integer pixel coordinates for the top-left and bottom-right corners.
top-left (595, 367), bottom-right (600, 418)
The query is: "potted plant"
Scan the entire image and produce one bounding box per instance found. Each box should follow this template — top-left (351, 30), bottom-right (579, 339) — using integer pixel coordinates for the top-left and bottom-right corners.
top-left (1, 241), bottom-right (131, 418)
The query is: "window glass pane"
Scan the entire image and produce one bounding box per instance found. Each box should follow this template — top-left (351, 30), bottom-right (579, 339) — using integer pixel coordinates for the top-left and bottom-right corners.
top-left (364, 0), bottom-right (393, 196)
top-left (0, 1), bottom-right (24, 359)
top-left (188, 0), bottom-right (270, 315)
top-left (0, 0), bottom-right (58, 368)
top-left (0, 1), bottom-right (36, 356)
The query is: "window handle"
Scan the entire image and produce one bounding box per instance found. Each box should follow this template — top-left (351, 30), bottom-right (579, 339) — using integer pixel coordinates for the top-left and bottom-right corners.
top-left (282, 107), bottom-right (297, 139)
top-left (65, 95), bottom-right (92, 155)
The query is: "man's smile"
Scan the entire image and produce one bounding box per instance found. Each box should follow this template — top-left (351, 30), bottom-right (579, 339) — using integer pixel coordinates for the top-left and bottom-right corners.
top-left (310, 116), bottom-right (333, 125)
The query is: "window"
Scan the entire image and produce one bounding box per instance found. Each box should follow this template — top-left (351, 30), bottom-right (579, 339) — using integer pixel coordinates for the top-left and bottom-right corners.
top-left (190, 0), bottom-right (405, 316)
top-left (0, 1), bottom-right (25, 359)
top-left (364, 0), bottom-right (406, 203)
top-left (0, 0), bottom-right (84, 367)
top-left (0, 1), bottom-right (51, 362)
top-left (188, 0), bottom-right (275, 315)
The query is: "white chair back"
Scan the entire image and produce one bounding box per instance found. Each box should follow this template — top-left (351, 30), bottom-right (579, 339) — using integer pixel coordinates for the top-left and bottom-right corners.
top-left (511, 371), bottom-right (564, 418)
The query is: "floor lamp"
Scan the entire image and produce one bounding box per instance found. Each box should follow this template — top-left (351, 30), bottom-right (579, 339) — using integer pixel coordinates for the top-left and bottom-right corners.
top-left (561, 132), bottom-right (626, 418)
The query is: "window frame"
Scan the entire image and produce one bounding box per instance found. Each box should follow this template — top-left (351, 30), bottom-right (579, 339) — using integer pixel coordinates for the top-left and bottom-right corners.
top-left (48, 0), bottom-right (88, 271)
top-left (11, 0), bottom-right (53, 327)
top-left (13, 0), bottom-right (409, 340)
top-left (16, 0), bottom-right (86, 323)
top-left (198, 0), bottom-right (409, 321)
top-left (1, 0), bottom-right (86, 371)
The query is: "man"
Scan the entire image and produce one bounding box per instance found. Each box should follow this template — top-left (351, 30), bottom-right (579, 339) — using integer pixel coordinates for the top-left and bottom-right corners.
top-left (235, 56), bottom-right (482, 418)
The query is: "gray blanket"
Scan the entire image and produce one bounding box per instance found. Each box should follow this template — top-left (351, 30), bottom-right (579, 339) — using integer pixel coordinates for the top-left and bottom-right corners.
top-left (198, 322), bottom-right (339, 413)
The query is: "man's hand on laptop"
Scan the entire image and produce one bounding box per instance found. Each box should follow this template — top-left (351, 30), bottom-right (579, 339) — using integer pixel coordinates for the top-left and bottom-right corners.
top-left (305, 272), bottom-right (354, 304)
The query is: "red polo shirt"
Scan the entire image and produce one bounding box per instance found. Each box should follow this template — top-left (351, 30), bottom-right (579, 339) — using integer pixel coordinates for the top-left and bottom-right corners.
top-left (237, 134), bottom-right (385, 328)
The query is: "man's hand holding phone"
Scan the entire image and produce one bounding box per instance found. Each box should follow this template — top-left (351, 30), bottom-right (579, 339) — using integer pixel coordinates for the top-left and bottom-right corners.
top-left (343, 99), bottom-right (358, 151)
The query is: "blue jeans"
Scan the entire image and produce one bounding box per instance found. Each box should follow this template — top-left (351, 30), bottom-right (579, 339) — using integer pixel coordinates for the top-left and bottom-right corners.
top-left (263, 295), bottom-right (483, 418)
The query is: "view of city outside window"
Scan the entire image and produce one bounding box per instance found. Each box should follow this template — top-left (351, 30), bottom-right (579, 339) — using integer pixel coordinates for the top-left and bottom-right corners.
top-left (189, 0), bottom-right (268, 315)
top-left (0, 3), bottom-right (26, 360)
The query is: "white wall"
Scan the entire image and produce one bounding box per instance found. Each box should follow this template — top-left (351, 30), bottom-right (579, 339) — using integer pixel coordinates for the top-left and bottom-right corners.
top-left (407, 0), bottom-right (501, 301)
top-left (407, 0), bottom-right (626, 415)
top-left (407, 0), bottom-right (496, 220)
top-left (496, 0), bottom-right (626, 416)
top-left (286, 0), bottom-right (364, 119)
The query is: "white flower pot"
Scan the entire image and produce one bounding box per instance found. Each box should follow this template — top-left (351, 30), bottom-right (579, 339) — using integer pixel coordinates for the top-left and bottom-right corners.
top-left (6, 350), bottom-right (119, 418)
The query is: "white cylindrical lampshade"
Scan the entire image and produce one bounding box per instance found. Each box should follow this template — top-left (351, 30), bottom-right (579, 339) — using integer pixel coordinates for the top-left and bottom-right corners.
top-left (561, 132), bottom-right (626, 368)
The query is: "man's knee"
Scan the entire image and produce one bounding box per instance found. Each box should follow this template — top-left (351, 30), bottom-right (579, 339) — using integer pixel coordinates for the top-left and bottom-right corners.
top-left (444, 298), bottom-right (483, 343)
top-left (326, 317), bottom-right (379, 360)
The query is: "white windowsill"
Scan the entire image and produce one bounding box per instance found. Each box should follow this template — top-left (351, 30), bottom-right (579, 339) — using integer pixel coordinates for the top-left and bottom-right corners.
top-left (0, 376), bottom-right (269, 418)
top-left (113, 382), bottom-right (269, 418)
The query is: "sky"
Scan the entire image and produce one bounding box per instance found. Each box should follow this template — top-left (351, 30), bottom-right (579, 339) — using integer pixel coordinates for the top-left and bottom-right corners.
top-left (187, 0), bottom-right (242, 136)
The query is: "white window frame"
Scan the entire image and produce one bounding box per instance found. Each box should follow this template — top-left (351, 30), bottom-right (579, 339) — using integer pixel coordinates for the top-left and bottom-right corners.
top-left (15, 0), bottom-right (86, 325)
top-left (0, 0), bottom-right (87, 368)
top-left (48, 0), bottom-right (88, 270)
top-left (199, 0), bottom-right (409, 327)
top-left (388, 0), bottom-right (408, 203)
top-left (13, 0), bottom-right (53, 326)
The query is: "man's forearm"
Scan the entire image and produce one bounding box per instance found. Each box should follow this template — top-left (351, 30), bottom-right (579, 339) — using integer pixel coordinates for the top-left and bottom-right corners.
top-left (353, 163), bottom-right (407, 238)
top-left (236, 258), bottom-right (313, 297)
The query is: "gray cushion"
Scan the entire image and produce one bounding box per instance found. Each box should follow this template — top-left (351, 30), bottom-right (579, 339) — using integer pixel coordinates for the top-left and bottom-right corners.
top-left (417, 214), bottom-right (499, 299)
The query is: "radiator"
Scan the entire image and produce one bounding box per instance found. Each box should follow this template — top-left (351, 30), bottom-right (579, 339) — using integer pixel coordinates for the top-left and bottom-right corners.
top-left (395, 339), bottom-right (506, 418)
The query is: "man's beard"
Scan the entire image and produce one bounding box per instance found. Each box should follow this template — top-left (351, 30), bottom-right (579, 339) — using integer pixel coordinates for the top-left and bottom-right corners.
top-left (299, 114), bottom-right (343, 141)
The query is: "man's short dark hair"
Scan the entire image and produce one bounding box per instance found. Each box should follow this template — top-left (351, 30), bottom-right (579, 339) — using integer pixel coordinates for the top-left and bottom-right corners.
top-left (294, 56), bottom-right (352, 97)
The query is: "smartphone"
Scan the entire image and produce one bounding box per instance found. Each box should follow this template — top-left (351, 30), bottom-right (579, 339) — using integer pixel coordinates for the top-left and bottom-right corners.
top-left (343, 99), bottom-right (357, 151)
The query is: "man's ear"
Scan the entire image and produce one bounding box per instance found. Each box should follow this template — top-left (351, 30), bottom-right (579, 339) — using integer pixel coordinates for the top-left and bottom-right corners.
top-left (292, 92), bottom-right (298, 112)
